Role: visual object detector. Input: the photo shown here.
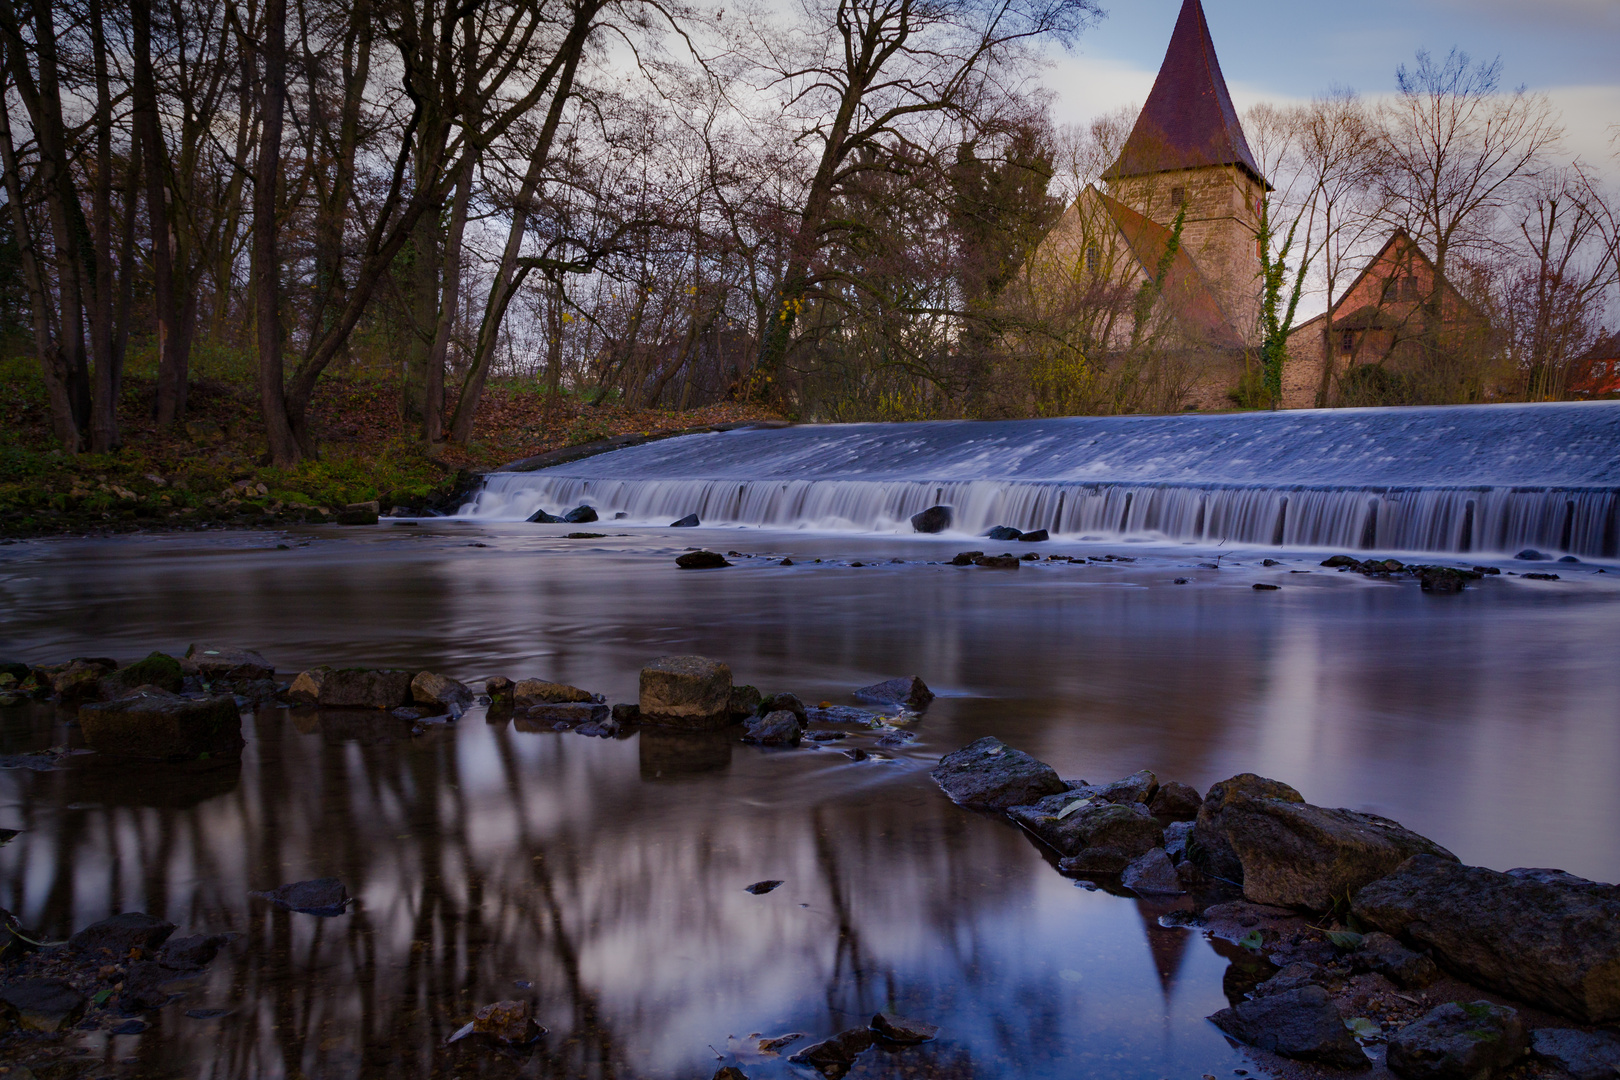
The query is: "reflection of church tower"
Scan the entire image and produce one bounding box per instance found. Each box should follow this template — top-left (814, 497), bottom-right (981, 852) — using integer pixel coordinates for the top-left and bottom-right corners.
top-left (1103, 0), bottom-right (1267, 343)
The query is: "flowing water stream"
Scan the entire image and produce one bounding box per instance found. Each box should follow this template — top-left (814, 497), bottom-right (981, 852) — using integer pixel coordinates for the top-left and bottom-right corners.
top-left (465, 403), bottom-right (1620, 557)
top-left (1, 523), bottom-right (1617, 1080)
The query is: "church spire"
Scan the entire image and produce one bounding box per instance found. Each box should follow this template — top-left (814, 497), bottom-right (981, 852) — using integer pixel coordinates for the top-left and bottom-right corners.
top-left (1104, 0), bottom-right (1263, 183)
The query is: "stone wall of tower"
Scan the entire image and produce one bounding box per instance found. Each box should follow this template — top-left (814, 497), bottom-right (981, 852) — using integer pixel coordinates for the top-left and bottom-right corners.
top-left (1108, 164), bottom-right (1264, 345)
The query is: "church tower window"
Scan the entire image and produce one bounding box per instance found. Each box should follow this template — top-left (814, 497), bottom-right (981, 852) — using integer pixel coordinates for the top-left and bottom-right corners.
top-left (1170, 186), bottom-right (1186, 207)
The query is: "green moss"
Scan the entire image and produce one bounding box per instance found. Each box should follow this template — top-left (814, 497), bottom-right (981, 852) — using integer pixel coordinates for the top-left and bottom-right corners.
top-left (108, 652), bottom-right (184, 693)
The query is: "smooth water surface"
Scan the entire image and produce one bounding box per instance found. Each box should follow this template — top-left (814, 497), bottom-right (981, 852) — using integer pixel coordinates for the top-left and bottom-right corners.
top-left (2, 525), bottom-right (1618, 1079)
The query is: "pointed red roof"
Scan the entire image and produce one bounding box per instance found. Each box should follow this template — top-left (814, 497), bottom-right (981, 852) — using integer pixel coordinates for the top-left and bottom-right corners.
top-left (1104, 0), bottom-right (1264, 184)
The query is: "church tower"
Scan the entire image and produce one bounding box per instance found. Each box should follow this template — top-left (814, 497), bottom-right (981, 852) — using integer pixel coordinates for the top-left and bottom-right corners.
top-left (1103, 0), bottom-right (1267, 343)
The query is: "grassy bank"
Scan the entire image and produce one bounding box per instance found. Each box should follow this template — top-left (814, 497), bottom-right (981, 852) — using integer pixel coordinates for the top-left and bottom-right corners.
top-left (0, 353), bottom-right (779, 538)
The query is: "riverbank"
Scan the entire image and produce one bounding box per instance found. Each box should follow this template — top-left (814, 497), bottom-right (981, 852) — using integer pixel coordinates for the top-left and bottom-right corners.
top-left (0, 362), bottom-right (780, 537)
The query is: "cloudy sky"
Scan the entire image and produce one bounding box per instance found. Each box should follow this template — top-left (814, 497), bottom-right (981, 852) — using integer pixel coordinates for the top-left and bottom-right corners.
top-left (1042, 0), bottom-right (1620, 174)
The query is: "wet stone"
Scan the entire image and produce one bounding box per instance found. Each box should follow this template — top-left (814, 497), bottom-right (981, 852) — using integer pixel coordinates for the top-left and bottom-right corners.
top-left (521, 702), bottom-right (609, 725)
top-left (250, 877), bottom-right (351, 916)
top-left (512, 679), bottom-right (598, 706)
top-left (676, 550), bottom-right (730, 569)
top-left (974, 555), bottom-right (1020, 569)
top-left (184, 644), bottom-right (273, 681)
top-left (639, 655), bottom-right (733, 730)
top-left (670, 514), bottom-right (701, 527)
top-left (949, 550), bottom-right (983, 566)
top-left (870, 1012), bottom-right (938, 1043)
top-left (742, 710), bottom-right (801, 746)
top-left (1352, 931), bottom-right (1438, 989)
top-left (758, 692), bottom-right (807, 725)
top-left (930, 737), bottom-right (1067, 810)
top-left (853, 675), bottom-right (934, 710)
top-left (1385, 1001), bottom-right (1526, 1080)
top-left (909, 505), bottom-right (952, 533)
top-left (68, 912), bottom-right (177, 958)
top-left (471, 999), bottom-right (541, 1044)
top-left (288, 667), bottom-right (415, 709)
top-left (1017, 528), bottom-right (1049, 542)
top-left (1150, 780), bottom-right (1204, 819)
top-left (1208, 985), bottom-right (1369, 1071)
top-left (744, 880), bottom-right (783, 895)
top-left (788, 1027), bottom-right (876, 1077)
top-left (562, 505), bottom-right (597, 524)
top-left (158, 933), bottom-right (229, 971)
top-left (1529, 1027), bottom-right (1620, 1080)
top-left (1122, 848), bottom-right (1184, 895)
top-left (986, 526), bottom-right (1023, 541)
top-left (0, 978), bottom-right (87, 1032)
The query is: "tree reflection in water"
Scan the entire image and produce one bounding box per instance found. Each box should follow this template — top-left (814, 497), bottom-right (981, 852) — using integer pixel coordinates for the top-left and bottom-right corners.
top-left (0, 700), bottom-right (1241, 1079)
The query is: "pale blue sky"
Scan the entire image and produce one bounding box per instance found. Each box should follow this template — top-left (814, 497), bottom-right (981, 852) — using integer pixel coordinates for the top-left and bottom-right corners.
top-left (1043, 0), bottom-right (1619, 171)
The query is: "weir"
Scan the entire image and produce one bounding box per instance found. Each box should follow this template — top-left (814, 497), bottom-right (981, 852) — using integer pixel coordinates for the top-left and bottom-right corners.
top-left (462, 402), bottom-right (1620, 557)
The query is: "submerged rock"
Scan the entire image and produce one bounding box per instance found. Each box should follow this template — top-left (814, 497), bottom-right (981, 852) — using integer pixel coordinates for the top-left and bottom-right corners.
top-left (250, 877), bottom-right (351, 916)
top-left (1190, 773), bottom-right (1454, 910)
top-left (788, 1028), bottom-right (876, 1077)
top-left (185, 644), bottom-right (274, 681)
top-left (871, 1012), bottom-right (938, 1043)
top-left (930, 737), bottom-right (1067, 810)
top-left (520, 702), bottom-right (609, 725)
top-left (1208, 985), bottom-right (1369, 1070)
top-left (79, 688), bottom-right (244, 763)
top-left (0, 978), bottom-right (87, 1033)
top-left (676, 550), bottom-right (731, 569)
top-left (1385, 1001), bottom-right (1525, 1080)
top-left (158, 933), bottom-right (230, 971)
top-left (68, 912), bottom-right (177, 958)
top-left (743, 711), bottom-right (802, 746)
top-left (1530, 1028), bottom-right (1620, 1080)
top-left (473, 999), bottom-right (542, 1044)
top-left (639, 655), bottom-right (734, 730)
top-left (910, 505), bottom-right (953, 533)
top-left (289, 667), bottom-right (415, 709)
top-left (974, 555), bottom-right (1020, 569)
top-left (853, 675), bottom-right (934, 710)
top-left (1352, 854), bottom-right (1620, 1023)
top-left (670, 513), bottom-right (701, 527)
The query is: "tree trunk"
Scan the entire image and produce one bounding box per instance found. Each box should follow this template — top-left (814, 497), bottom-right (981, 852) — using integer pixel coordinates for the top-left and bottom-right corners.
top-left (425, 158), bottom-right (472, 444)
top-left (133, 0), bottom-right (186, 425)
top-left (88, 0), bottom-right (120, 451)
top-left (254, 0), bottom-right (299, 465)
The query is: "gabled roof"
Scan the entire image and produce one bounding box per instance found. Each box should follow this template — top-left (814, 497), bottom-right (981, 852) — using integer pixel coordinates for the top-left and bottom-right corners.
top-left (1094, 187), bottom-right (1246, 350)
top-left (1327, 229), bottom-right (1481, 326)
top-left (1104, 0), bottom-right (1265, 185)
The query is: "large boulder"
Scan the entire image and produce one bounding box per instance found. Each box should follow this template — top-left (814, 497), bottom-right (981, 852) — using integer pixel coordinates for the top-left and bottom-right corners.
top-left (854, 676), bottom-right (934, 710)
top-left (288, 667), bottom-right (415, 709)
top-left (1099, 769), bottom-right (1158, 806)
top-left (1190, 773), bottom-right (1455, 910)
top-left (759, 692), bottom-right (807, 726)
top-left (909, 505), bottom-right (953, 533)
top-left (1007, 791), bottom-right (1162, 866)
top-left (1385, 1001), bottom-right (1526, 1080)
top-left (1150, 780), bottom-right (1203, 819)
top-left (930, 737), bottom-right (1067, 811)
top-left (51, 658), bottom-right (116, 703)
top-left (1352, 855), bottom-right (1620, 1023)
top-left (78, 688), bottom-right (243, 763)
top-left (1208, 985), bottom-right (1369, 1070)
top-left (639, 656), bottom-right (734, 729)
top-left (513, 679), bottom-right (598, 707)
top-left (185, 644), bottom-right (273, 681)
top-left (1122, 847), bottom-right (1184, 895)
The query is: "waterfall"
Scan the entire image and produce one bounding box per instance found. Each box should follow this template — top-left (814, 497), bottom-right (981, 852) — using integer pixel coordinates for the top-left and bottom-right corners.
top-left (461, 402), bottom-right (1620, 558)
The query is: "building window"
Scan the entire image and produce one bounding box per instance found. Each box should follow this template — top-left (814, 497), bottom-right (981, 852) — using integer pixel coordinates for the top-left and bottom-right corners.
top-left (1341, 330), bottom-right (1355, 354)
top-left (1169, 186), bottom-right (1186, 207)
top-left (1084, 244), bottom-right (1100, 273)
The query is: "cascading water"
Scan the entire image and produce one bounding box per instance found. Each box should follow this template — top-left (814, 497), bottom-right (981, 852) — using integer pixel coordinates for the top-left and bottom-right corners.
top-left (461, 402), bottom-right (1620, 557)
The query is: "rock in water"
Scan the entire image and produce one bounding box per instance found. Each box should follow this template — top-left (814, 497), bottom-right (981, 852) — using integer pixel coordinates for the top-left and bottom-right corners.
top-left (1385, 1001), bottom-right (1526, 1080)
top-left (639, 656), bottom-right (734, 730)
top-left (669, 513), bottom-right (701, 527)
top-left (986, 525), bottom-right (1023, 541)
top-left (713, 1069), bottom-right (748, 1080)
top-left (288, 667), bottom-right (416, 709)
top-left (1150, 780), bottom-right (1203, 819)
top-left (949, 550), bottom-right (983, 565)
top-left (513, 679), bottom-right (598, 707)
top-left (788, 1028), bottom-right (876, 1077)
top-left (676, 550), bottom-right (730, 569)
top-left (562, 505), bottom-right (598, 524)
top-left (472, 999), bottom-right (541, 1044)
top-left (743, 710), bottom-right (801, 746)
top-left (871, 1012), bottom-right (938, 1043)
top-left (0, 978), bottom-right (87, 1033)
top-left (1530, 1028), bottom-right (1620, 1080)
top-left (1017, 528), bottom-right (1049, 542)
top-left (250, 877), bottom-right (351, 916)
top-left (744, 880), bottom-right (783, 895)
top-left (158, 934), bottom-right (230, 971)
top-left (1352, 854), bottom-right (1620, 1023)
top-left (78, 689), bottom-right (244, 763)
top-left (518, 702), bottom-right (608, 725)
top-left (930, 737), bottom-right (1067, 810)
top-left (185, 644), bottom-right (274, 681)
top-left (1008, 791), bottom-right (1163, 869)
top-left (729, 684), bottom-right (763, 719)
top-left (526, 507), bottom-right (563, 523)
top-left (910, 505), bottom-right (953, 533)
top-left (1100, 768), bottom-right (1159, 805)
top-left (105, 652), bottom-right (184, 694)
top-left (68, 912), bottom-right (177, 958)
top-left (974, 555), bottom-right (1020, 569)
top-left (1122, 848), bottom-right (1185, 895)
top-left (1190, 773), bottom-right (1455, 910)
top-left (411, 671), bottom-right (473, 712)
top-left (853, 675), bottom-right (934, 710)
top-left (758, 692), bottom-right (808, 726)
top-left (1208, 985), bottom-right (1369, 1070)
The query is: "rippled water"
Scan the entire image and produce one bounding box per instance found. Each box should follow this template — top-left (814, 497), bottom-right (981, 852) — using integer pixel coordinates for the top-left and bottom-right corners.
top-left (1, 525), bottom-right (1617, 1079)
